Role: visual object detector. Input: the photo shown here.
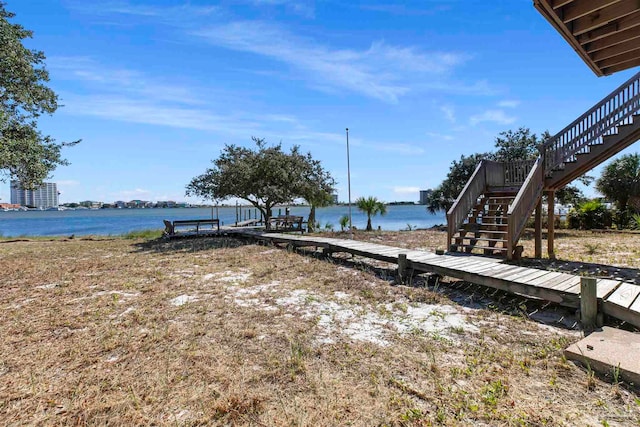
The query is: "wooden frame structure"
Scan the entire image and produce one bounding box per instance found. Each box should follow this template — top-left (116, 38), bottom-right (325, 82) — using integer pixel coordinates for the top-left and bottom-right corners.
top-left (534, 0), bottom-right (640, 76)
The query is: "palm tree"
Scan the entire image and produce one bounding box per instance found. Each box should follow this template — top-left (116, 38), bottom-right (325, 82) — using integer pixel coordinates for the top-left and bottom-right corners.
top-left (356, 196), bottom-right (387, 231)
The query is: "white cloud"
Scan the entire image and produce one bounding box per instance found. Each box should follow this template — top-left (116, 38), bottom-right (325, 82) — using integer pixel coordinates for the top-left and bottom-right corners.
top-left (497, 99), bottom-right (520, 108)
top-left (49, 57), bottom-right (203, 106)
top-left (440, 105), bottom-right (456, 123)
top-left (68, 2), bottom-right (218, 24)
top-left (193, 21), bottom-right (470, 103)
top-left (469, 109), bottom-right (516, 126)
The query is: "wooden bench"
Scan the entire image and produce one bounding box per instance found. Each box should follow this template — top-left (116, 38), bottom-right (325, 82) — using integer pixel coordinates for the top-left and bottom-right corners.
top-left (268, 215), bottom-right (305, 233)
top-left (163, 219), bottom-right (220, 237)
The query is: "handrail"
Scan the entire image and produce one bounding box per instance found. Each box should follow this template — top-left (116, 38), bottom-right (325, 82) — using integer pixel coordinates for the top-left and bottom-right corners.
top-left (504, 160), bottom-right (536, 185)
top-left (506, 157), bottom-right (544, 260)
top-left (446, 161), bottom-right (487, 250)
top-left (543, 71), bottom-right (640, 174)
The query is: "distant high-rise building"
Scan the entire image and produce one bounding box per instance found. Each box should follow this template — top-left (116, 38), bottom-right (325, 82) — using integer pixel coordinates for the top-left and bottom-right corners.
top-left (419, 189), bottom-right (432, 205)
top-left (332, 193), bottom-right (339, 204)
top-left (10, 181), bottom-right (59, 208)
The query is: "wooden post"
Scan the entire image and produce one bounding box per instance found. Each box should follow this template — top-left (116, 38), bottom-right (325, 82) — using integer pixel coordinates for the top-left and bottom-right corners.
top-left (546, 190), bottom-right (555, 259)
top-left (396, 253), bottom-right (408, 285)
top-left (580, 277), bottom-right (598, 333)
top-left (534, 197), bottom-right (542, 259)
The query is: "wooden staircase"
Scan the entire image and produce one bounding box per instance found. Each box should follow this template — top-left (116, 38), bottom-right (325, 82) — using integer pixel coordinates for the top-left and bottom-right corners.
top-left (448, 71), bottom-right (640, 259)
top-left (452, 192), bottom-right (515, 255)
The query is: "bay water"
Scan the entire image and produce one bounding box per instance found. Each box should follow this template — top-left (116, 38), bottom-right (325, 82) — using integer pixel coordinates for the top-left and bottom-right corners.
top-left (0, 205), bottom-right (445, 237)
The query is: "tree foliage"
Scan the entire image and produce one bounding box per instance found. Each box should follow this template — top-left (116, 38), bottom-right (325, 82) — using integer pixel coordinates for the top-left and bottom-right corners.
top-left (595, 153), bottom-right (640, 227)
top-left (186, 137), bottom-right (335, 229)
top-left (425, 127), bottom-right (587, 213)
top-left (0, 3), bottom-right (76, 188)
top-left (356, 196), bottom-right (386, 231)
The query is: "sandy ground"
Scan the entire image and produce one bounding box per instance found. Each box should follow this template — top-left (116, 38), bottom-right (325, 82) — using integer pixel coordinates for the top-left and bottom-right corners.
top-left (1, 232), bottom-right (639, 425)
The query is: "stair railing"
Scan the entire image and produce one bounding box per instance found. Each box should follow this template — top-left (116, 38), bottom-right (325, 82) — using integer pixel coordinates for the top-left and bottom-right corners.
top-left (543, 71), bottom-right (640, 175)
top-left (447, 161), bottom-right (505, 249)
top-left (504, 159), bottom-right (537, 185)
top-left (506, 157), bottom-right (544, 260)
top-left (447, 161), bottom-right (487, 250)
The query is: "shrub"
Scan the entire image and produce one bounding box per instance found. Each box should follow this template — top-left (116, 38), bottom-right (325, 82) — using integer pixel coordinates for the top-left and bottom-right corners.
top-left (567, 199), bottom-right (612, 230)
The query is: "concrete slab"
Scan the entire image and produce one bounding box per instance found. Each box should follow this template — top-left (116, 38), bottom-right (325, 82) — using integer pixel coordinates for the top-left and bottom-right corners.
top-left (564, 327), bottom-right (640, 387)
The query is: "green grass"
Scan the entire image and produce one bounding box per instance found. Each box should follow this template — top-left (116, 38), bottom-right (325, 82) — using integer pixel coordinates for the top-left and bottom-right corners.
top-left (121, 229), bottom-right (164, 240)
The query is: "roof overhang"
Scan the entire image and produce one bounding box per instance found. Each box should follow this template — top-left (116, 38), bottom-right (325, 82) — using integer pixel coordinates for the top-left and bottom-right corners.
top-left (534, 0), bottom-right (640, 76)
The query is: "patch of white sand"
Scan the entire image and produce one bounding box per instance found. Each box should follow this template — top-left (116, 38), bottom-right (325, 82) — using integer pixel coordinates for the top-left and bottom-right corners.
top-left (203, 270), bottom-right (252, 283)
top-left (170, 295), bottom-right (199, 306)
top-left (231, 284), bottom-right (478, 347)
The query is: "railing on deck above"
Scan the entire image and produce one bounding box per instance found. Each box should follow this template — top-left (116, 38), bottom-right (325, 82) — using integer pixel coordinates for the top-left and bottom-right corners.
top-left (543, 71), bottom-right (640, 175)
top-left (507, 158), bottom-right (544, 260)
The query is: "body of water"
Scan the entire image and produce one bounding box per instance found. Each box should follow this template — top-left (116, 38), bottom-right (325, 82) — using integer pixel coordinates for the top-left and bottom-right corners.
top-left (0, 205), bottom-right (445, 237)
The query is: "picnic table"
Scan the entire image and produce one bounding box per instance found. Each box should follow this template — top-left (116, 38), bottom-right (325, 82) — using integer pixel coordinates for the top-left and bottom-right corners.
top-left (267, 215), bottom-right (305, 233)
top-left (163, 219), bottom-right (220, 237)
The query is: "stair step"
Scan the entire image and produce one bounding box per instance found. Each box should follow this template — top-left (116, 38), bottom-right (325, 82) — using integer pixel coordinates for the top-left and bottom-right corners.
top-left (472, 215), bottom-right (508, 220)
top-left (455, 237), bottom-right (507, 243)
top-left (458, 229), bottom-right (508, 234)
top-left (452, 244), bottom-right (508, 252)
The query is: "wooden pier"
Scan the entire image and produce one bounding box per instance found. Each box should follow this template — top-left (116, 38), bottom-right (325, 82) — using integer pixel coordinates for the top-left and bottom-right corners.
top-left (236, 230), bottom-right (640, 329)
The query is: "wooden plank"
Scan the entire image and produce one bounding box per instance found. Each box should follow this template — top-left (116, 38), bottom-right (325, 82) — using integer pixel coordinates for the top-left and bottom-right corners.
top-left (473, 263), bottom-right (521, 275)
top-left (455, 261), bottom-right (497, 273)
top-left (578, 10), bottom-right (640, 44)
top-left (629, 291), bottom-right (640, 312)
top-left (425, 263), bottom-right (580, 307)
top-left (597, 279), bottom-right (625, 299)
top-left (572, 1), bottom-right (640, 36)
top-left (595, 47), bottom-right (640, 68)
top-left (523, 271), bottom-right (566, 286)
top-left (549, 275), bottom-right (582, 291)
top-left (591, 36), bottom-right (640, 61)
top-left (510, 269), bottom-right (554, 284)
top-left (605, 282), bottom-right (640, 308)
top-left (562, 0), bottom-right (621, 23)
top-left (586, 25), bottom-right (640, 52)
top-left (534, 272), bottom-right (576, 289)
top-left (492, 266), bottom-right (535, 280)
top-left (458, 261), bottom-right (504, 274)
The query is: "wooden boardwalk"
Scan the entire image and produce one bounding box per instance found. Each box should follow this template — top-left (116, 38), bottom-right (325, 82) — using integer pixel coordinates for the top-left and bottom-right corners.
top-left (236, 230), bottom-right (640, 329)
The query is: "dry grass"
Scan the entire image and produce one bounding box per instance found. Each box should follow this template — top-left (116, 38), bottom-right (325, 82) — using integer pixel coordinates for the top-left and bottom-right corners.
top-left (1, 233), bottom-right (639, 426)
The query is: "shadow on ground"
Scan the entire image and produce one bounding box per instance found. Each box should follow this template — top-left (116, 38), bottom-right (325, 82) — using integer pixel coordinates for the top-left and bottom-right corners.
top-left (517, 257), bottom-right (639, 284)
top-left (131, 235), bottom-right (250, 253)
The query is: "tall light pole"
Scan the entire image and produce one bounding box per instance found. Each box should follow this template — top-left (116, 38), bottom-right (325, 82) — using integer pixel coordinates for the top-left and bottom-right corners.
top-left (346, 128), bottom-right (353, 239)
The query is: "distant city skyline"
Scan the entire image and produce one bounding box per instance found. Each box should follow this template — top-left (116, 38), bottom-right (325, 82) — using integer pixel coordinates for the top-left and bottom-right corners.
top-left (0, 1), bottom-right (638, 205)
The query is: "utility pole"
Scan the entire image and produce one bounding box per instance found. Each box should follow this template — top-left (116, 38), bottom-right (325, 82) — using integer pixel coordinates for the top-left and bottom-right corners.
top-left (346, 128), bottom-right (353, 239)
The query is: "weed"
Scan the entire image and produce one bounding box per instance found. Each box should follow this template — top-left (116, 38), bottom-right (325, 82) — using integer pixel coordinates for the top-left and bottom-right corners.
top-left (481, 380), bottom-right (508, 407)
top-left (584, 242), bottom-right (600, 255)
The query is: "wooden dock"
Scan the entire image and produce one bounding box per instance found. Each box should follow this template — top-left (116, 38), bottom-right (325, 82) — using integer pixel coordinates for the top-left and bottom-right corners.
top-left (236, 230), bottom-right (640, 329)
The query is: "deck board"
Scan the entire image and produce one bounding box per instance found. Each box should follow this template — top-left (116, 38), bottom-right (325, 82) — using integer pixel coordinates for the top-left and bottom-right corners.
top-left (606, 282), bottom-right (640, 309)
top-left (236, 230), bottom-right (637, 327)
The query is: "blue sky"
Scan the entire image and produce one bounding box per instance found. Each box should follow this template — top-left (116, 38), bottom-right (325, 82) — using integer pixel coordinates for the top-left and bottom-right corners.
top-left (2, 0), bottom-right (638, 204)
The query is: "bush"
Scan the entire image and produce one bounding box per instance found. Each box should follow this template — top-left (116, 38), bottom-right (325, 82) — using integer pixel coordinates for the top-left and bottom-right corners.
top-left (567, 199), bottom-right (612, 230)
